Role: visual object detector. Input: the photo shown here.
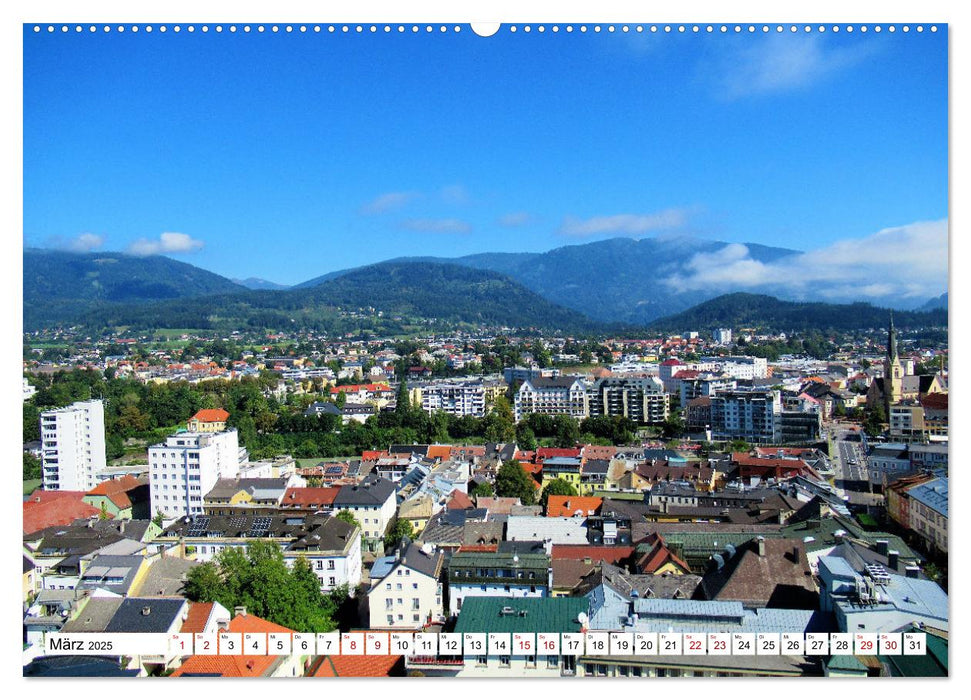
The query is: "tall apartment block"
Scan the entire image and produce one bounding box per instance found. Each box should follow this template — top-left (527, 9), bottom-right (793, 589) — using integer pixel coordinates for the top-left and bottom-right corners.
top-left (40, 399), bottom-right (108, 491)
top-left (149, 429), bottom-right (243, 518)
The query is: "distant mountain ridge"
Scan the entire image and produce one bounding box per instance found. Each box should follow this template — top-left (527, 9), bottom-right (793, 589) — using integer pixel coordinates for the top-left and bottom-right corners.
top-left (48, 261), bottom-right (603, 334)
top-left (23, 248), bottom-right (246, 329)
top-left (295, 236), bottom-right (802, 324)
top-left (648, 292), bottom-right (949, 333)
top-left (232, 277), bottom-right (291, 291)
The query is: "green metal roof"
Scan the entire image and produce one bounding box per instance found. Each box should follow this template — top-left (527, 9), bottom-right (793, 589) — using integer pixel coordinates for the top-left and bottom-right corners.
top-left (448, 551), bottom-right (549, 569)
top-left (453, 596), bottom-right (585, 635)
top-left (826, 655), bottom-right (867, 672)
top-left (880, 629), bottom-right (948, 677)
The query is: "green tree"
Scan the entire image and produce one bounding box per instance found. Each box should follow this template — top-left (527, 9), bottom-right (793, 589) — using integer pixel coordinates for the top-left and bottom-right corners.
top-left (335, 510), bottom-right (360, 529)
top-left (864, 402), bottom-right (887, 435)
top-left (553, 414), bottom-right (580, 448)
top-left (515, 423), bottom-right (538, 450)
top-left (469, 481), bottom-right (494, 499)
top-left (540, 478), bottom-right (578, 509)
top-left (183, 562), bottom-right (226, 604)
top-left (661, 411), bottom-right (685, 439)
top-left (23, 452), bottom-right (41, 481)
top-left (335, 390), bottom-right (347, 409)
top-left (395, 379), bottom-right (410, 415)
top-left (495, 459), bottom-right (537, 506)
top-left (384, 519), bottom-right (414, 550)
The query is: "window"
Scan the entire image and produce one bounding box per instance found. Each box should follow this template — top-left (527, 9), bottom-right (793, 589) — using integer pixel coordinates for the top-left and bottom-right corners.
top-left (412, 614), bottom-right (420, 622)
top-left (329, 577), bottom-right (336, 586)
top-left (547, 655), bottom-right (559, 669)
top-left (315, 560), bottom-right (323, 570)
top-left (327, 560), bottom-right (335, 570)
top-left (499, 655), bottom-right (511, 668)
top-left (476, 655), bottom-right (488, 666)
top-left (385, 598), bottom-right (393, 609)
top-left (396, 583), bottom-right (402, 590)
top-left (412, 598), bottom-right (420, 610)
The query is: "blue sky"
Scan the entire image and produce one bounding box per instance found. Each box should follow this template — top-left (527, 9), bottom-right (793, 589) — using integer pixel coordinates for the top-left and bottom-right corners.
top-left (23, 24), bottom-right (947, 292)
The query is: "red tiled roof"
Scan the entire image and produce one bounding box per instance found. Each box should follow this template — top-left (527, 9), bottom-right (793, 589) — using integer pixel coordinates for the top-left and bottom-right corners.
top-left (172, 614), bottom-right (295, 677)
top-left (660, 359), bottom-right (684, 366)
top-left (636, 534), bottom-right (691, 574)
top-left (537, 447), bottom-right (581, 460)
top-left (362, 450), bottom-right (388, 461)
top-left (426, 445), bottom-right (453, 460)
top-left (581, 445), bottom-right (618, 460)
top-left (446, 490), bottom-right (474, 510)
top-left (24, 489), bottom-right (86, 505)
top-left (23, 497), bottom-right (102, 535)
top-left (546, 495), bottom-right (603, 518)
top-left (457, 544), bottom-right (499, 553)
top-left (85, 475), bottom-right (142, 510)
top-left (191, 408), bottom-right (230, 423)
top-left (550, 545), bottom-right (634, 565)
top-left (283, 487), bottom-right (341, 508)
top-left (180, 602), bottom-right (214, 634)
top-left (920, 392), bottom-right (948, 410)
top-left (310, 654), bottom-right (403, 677)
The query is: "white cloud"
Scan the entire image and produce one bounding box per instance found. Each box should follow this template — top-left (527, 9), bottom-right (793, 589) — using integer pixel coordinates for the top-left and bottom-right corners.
top-left (498, 211), bottom-right (533, 227)
top-left (360, 191), bottom-right (420, 215)
top-left (714, 34), bottom-right (876, 99)
top-left (126, 232), bottom-right (204, 256)
top-left (401, 218), bottom-right (472, 234)
top-left (67, 233), bottom-right (104, 252)
top-left (559, 208), bottom-right (689, 237)
top-left (664, 219), bottom-right (948, 302)
top-left (440, 184), bottom-right (470, 206)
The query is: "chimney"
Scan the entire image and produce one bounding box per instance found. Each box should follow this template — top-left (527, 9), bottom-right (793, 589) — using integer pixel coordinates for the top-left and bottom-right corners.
top-left (888, 550), bottom-right (899, 570)
top-left (905, 566), bottom-right (920, 579)
top-left (876, 539), bottom-right (889, 557)
top-left (756, 536), bottom-right (766, 557)
top-left (234, 606), bottom-right (247, 617)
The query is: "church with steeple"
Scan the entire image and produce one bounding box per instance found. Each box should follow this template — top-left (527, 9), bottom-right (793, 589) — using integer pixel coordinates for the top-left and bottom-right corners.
top-left (867, 313), bottom-right (945, 414)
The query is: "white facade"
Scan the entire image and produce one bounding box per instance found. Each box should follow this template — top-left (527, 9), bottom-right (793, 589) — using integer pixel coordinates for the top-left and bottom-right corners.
top-left (189, 536), bottom-right (363, 593)
top-left (40, 399), bottom-right (108, 491)
top-left (23, 377), bottom-right (37, 401)
top-left (715, 328), bottom-right (733, 345)
top-left (149, 430), bottom-right (241, 518)
top-left (421, 382), bottom-right (487, 417)
top-left (514, 377), bottom-right (588, 422)
top-left (369, 563), bottom-right (443, 629)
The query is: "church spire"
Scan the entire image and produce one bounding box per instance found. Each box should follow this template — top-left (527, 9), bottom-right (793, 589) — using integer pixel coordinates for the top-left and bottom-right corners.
top-left (887, 312), bottom-right (898, 361)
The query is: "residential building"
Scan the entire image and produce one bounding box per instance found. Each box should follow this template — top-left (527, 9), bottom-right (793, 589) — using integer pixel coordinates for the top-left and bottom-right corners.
top-left (186, 408), bottom-right (229, 433)
top-left (82, 475), bottom-right (149, 519)
top-left (587, 376), bottom-right (668, 424)
top-left (40, 399), bottom-right (108, 491)
top-left (407, 596), bottom-right (585, 677)
top-left (448, 550), bottom-right (551, 612)
top-left (202, 477), bottom-right (292, 514)
top-left (332, 475), bottom-right (397, 550)
top-left (368, 540), bottom-right (445, 629)
top-left (420, 380), bottom-right (489, 417)
top-left (818, 554), bottom-right (948, 633)
top-left (504, 365), bottom-right (560, 385)
top-left (906, 477), bottom-right (948, 554)
top-left (709, 389), bottom-right (781, 444)
top-left (149, 429), bottom-right (243, 518)
top-left (157, 513), bottom-right (362, 592)
top-left (514, 376), bottom-right (587, 422)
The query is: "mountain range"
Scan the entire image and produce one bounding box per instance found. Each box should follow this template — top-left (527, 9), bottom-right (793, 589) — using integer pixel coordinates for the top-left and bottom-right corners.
top-left (22, 240), bottom-right (948, 335)
top-left (296, 236), bottom-right (803, 325)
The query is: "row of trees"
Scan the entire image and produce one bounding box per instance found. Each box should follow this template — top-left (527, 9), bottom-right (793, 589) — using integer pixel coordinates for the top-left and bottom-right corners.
top-left (24, 369), bottom-right (654, 471)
